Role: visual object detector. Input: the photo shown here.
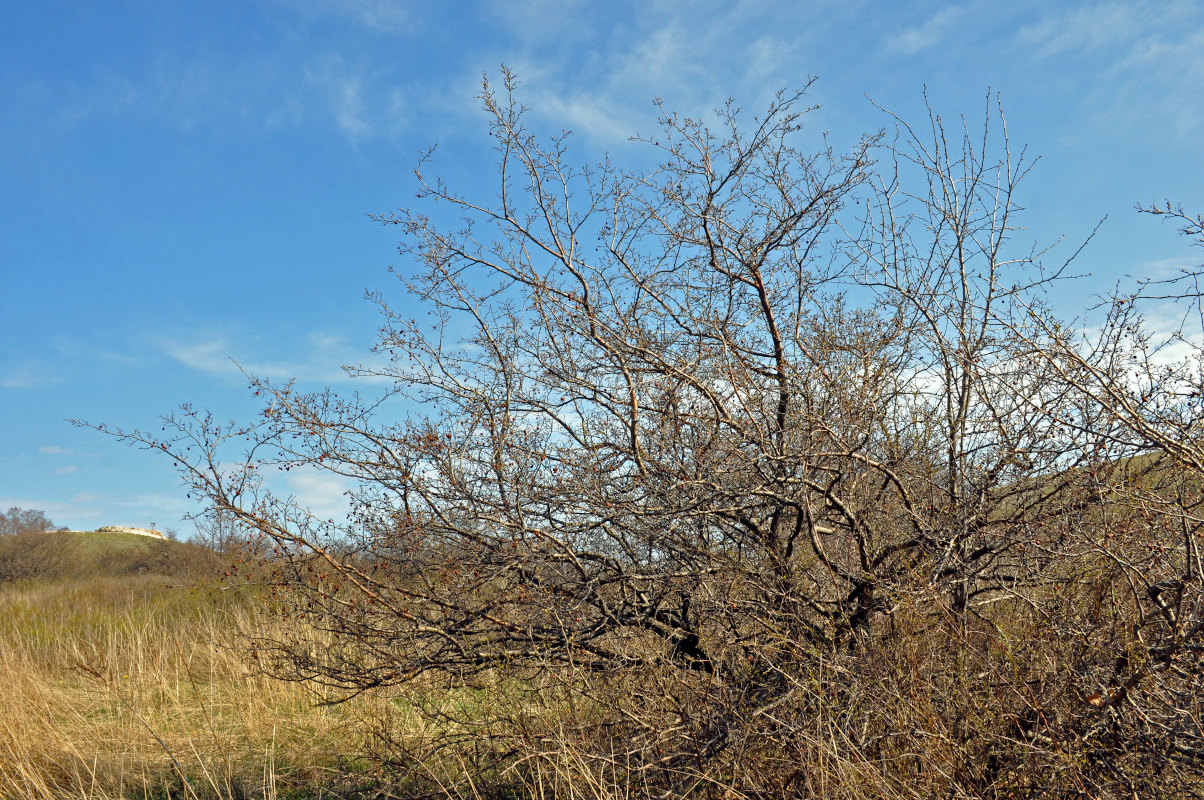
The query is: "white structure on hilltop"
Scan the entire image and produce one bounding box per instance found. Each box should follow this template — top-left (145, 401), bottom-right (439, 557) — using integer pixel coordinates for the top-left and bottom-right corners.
top-left (96, 525), bottom-right (165, 539)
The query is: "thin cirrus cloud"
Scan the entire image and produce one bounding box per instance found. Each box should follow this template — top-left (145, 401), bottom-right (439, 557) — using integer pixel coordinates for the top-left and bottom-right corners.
top-left (279, 0), bottom-right (412, 33)
top-left (283, 466), bottom-right (355, 521)
top-left (500, 4), bottom-right (812, 146)
top-left (303, 57), bottom-right (408, 140)
top-left (1014, 1), bottom-right (1204, 141)
top-left (0, 361), bottom-right (63, 390)
top-left (159, 329), bottom-right (391, 385)
top-left (1015, 2), bottom-right (1150, 56)
top-left (887, 6), bottom-right (967, 54)
top-left (0, 496), bottom-right (103, 528)
top-left (48, 71), bottom-right (142, 130)
top-left (112, 491), bottom-right (194, 519)
top-left (14, 45), bottom-right (411, 144)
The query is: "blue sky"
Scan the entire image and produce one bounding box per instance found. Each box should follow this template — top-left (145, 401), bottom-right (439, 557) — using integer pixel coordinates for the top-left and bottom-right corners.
top-left (2, 0), bottom-right (1202, 534)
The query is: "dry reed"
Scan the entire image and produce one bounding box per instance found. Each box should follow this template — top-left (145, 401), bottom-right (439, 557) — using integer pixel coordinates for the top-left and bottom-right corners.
top-left (0, 574), bottom-right (386, 799)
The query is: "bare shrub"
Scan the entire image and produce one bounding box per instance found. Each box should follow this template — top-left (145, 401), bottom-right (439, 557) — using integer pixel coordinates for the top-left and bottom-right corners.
top-left (0, 531), bottom-right (70, 581)
top-left (0, 506), bottom-right (65, 537)
top-left (96, 73), bottom-right (1204, 798)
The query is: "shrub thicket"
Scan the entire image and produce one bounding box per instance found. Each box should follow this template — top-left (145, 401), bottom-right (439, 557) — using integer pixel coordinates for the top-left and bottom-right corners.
top-left (99, 75), bottom-right (1204, 798)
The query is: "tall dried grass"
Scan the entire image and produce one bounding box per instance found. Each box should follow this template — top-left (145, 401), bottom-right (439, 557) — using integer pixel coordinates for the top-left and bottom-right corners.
top-left (0, 574), bottom-right (386, 799)
top-left (8, 561), bottom-right (1197, 798)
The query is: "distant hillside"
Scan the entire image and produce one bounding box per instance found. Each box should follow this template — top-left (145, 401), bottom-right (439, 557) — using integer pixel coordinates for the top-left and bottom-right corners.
top-left (0, 528), bottom-right (220, 582)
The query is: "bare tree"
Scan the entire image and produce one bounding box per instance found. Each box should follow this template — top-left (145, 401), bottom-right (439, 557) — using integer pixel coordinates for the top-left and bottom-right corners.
top-left (191, 505), bottom-right (255, 555)
top-left (0, 506), bottom-right (65, 536)
top-left (94, 74), bottom-right (1204, 798)
top-left (999, 201), bottom-right (1204, 796)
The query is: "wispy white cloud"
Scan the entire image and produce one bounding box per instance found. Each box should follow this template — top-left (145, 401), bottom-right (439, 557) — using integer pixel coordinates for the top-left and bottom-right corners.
top-left (1132, 254), bottom-right (1204, 283)
top-left (14, 35), bottom-right (410, 146)
top-left (0, 361), bottom-right (63, 389)
top-left (483, 0), bottom-right (592, 49)
top-left (49, 336), bottom-right (144, 369)
top-left (303, 55), bottom-right (408, 140)
top-left (1016, 2), bottom-right (1143, 57)
top-left (527, 90), bottom-right (643, 144)
top-left (284, 466), bottom-right (354, 521)
top-left (0, 338), bottom-right (142, 391)
top-left (0, 498), bottom-right (97, 528)
top-left (111, 491), bottom-right (193, 520)
top-left (1109, 26), bottom-right (1204, 142)
top-left (888, 6), bottom-right (966, 55)
top-left (483, 0), bottom-right (828, 146)
top-left (1015, 1), bottom-right (1204, 142)
top-left (279, 0), bottom-right (412, 33)
top-left (53, 71), bottom-right (141, 128)
top-left (0, 490), bottom-right (198, 532)
top-left (333, 74), bottom-right (368, 138)
top-left (53, 465), bottom-right (78, 475)
top-left (161, 337), bottom-right (237, 376)
top-left (39, 446), bottom-right (73, 455)
top-left (159, 327), bottom-right (392, 385)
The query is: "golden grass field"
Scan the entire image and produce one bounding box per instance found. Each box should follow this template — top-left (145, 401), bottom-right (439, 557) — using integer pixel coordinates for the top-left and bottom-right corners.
top-left (0, 561), bottom-right (392, 799)
top-left (0, 532), bottom-right (583, 800)
top-left (9, 516), bottom-right (1199, 799)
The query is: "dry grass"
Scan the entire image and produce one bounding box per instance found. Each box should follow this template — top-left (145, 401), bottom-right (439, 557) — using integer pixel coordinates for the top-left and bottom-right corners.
top-left (0, 574), bottom-right (388, 799)
top-left (0, 568), bottom-right (657, 800)
top-left (4, 540), bottom-right (1200, 799)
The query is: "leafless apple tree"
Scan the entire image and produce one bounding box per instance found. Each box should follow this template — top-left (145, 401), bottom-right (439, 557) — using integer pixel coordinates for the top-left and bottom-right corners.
top-left (100, 73), bottom-right (1204, 798)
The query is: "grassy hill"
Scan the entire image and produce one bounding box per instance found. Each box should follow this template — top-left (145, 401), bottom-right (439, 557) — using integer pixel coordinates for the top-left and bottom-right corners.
top-left (0, 529), bottom-right (381, 799)
top-left (0, 528), bottom-right (220, 583)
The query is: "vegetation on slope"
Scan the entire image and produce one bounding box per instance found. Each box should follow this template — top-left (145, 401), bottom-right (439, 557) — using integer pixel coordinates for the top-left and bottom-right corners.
top-left (76, 79), bottom-right (1204, 797)
top-left (0, 532), bottom-right (392, 800)
top-left (0, 529), bottom-right (218, 583)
